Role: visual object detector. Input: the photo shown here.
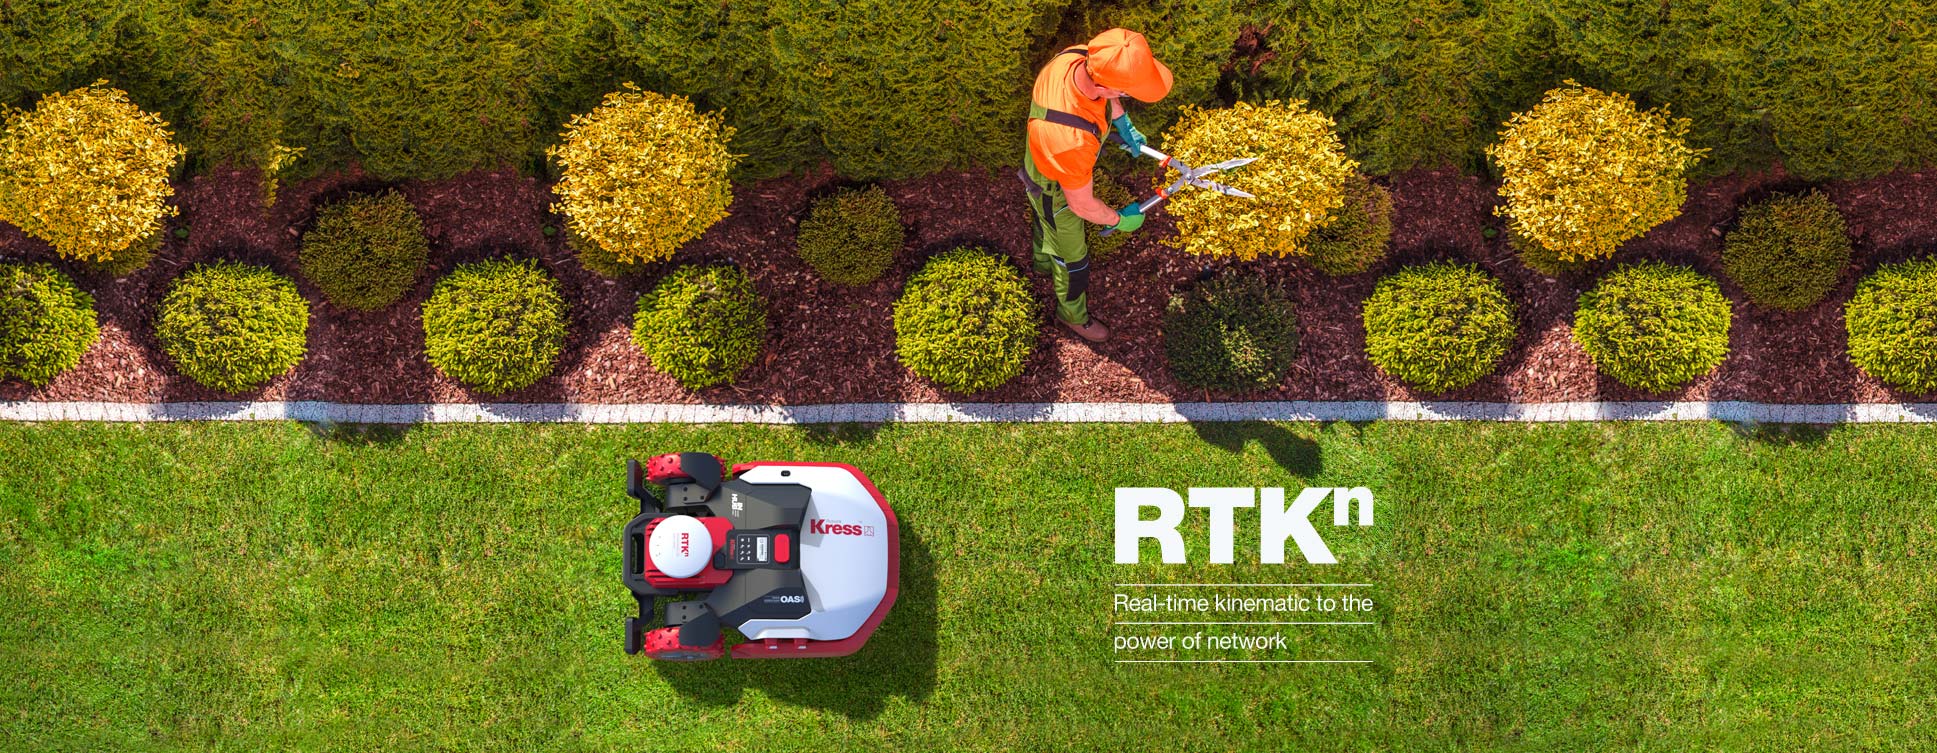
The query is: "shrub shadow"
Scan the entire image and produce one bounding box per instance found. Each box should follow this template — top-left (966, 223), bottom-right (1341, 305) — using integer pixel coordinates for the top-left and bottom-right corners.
top-left (1723, 420), bottom-right (1834, 447)
top-left (1186, 420), bottom-right (1323, 479)
top-left (653, 525), bottom-right (939, 719)
top-left (788, 421), bottom-right (885, 446)
top-left (947, 401), bottom-right (1055, 421)
top-left (300, 421), bottom-right (415, 445)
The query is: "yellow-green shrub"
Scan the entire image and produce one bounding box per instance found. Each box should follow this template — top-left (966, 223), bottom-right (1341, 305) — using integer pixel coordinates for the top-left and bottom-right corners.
top-left (0, 82), bottom-right (185, 264)
top-left (1573, 262), bottom-right (1732, 393)
top-left (155, 262), bottom-right (310, 393)
top-left (1160, 101), bottom-right (1356, 261)
top-left (1487, 82), bottom-right (1704, 265)
top-left (547, 85), bottom-right (737, 266)
top-left (1362, 263), bottom-right (1517, 393)
top-left (421, 259), bottom-right (567, 394)
top-left (632, 265), bottom-right (768, 389)
top-left (893, 249), bottom-right (1037, 394)
top-left (0, 262), bottom-right (100, 387)
top-left (1845, 260), bottom-right (1937, 395)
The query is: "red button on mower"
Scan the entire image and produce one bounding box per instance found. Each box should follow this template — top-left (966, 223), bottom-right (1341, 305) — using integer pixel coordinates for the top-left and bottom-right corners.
top-left (620, 452), bottom-right (899, 661)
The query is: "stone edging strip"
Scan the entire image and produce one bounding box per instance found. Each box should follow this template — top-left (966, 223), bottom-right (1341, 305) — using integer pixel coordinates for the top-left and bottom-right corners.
top-left (4, 400), bottom-right (1937, 424)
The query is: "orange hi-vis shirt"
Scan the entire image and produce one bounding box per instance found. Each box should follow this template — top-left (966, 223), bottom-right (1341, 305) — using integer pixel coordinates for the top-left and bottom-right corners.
top-left (1027, 47), bottom-right (1110, 190)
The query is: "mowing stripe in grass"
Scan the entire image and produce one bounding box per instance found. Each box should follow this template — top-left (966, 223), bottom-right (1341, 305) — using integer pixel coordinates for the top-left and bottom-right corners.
top-left (5, 399), bottom-right (1937, 423)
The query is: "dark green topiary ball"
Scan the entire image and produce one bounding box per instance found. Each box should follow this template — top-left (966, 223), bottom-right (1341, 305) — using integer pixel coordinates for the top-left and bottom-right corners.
top-left (1573, 262), bottom-right (1732, 392)
top-left (155, 262), bottom-right (310, 393)
top-left (1363, 263), bottom-right (1517, 393)
top-left (1308, 174), bottom-right (1394, 276)
top-left (632, 265), bottom-right (769, 389)
top-left (893, 248), bottom-right (1038, 393)
top-left (1721, 191), bottom-right (1850, 311)
top-left (1163, 275), bottom-right (1299, 393)
top-left (421, 258), bottom-right (567, 394)
top-left (797, 185), bottom-right (904, 285)
top-left (299, 191), bottom-right (429, 310)
top-left (1846, 259), bottom-right (1937, 394)
top-left (0, 262), bottom-right (100, 387)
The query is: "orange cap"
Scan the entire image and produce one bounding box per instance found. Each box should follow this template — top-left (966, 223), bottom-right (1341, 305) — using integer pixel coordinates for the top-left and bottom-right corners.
top-left (1085, 28), bottom-right (1174, 103)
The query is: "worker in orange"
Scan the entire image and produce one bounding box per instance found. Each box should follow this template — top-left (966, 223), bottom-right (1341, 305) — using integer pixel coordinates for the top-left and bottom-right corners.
top-left (1020, 28), bottom-right (1173, 343)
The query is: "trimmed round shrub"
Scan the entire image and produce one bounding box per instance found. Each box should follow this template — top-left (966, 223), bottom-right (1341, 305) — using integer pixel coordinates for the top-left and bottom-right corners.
top-left (1161, 100), bottom-right (1357, 261)
top-left (893, 249), bottom-right (1037, 393)
top-left (1845, 259), bottom-right (1937, 394)
top-left (1363, 263), bottom-right (1517, 393)
top-left (1573, 262), bottom-right (1733, 392)
top-left (797, 186), bottom-right (904, 285)
top-left (0, 262), bottom-right (100, 386)
top-left (1488, 82), bottom-right (1704, 267)
top-left (1308, 174), bottom-right (1395, 276)
top-left (632, 265), bottom-right (769, 389)
top-left (421, 259), bottom-right (567, 394)
top-left (155, 262), bottom-right (310, 393)
top-left (299, 191), bottom-right (430, 310)
top-left (1721, 191), bottom-right (1851, 311)
top-left (1163, 275), bottom-right (1300, 392)
top-left (548, 84), bottom-right (738, 266)
top-left (0, 83), bottom-right (185, 264)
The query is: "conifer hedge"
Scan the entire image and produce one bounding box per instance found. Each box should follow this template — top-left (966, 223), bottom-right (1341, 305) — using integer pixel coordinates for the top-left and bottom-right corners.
top-left (763, 0), bottom-right (1062, 180)
top-left (4, 1), bottom-right (1933, 183)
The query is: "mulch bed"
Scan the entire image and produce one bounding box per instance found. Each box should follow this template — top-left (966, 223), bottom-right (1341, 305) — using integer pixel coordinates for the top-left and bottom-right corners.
top-left (3, 162), bottom-right (1933, 406)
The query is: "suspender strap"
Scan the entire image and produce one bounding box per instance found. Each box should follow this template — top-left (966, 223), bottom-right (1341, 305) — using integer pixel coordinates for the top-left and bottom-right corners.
top-left (1029, 102), bottom-right (1100, 137)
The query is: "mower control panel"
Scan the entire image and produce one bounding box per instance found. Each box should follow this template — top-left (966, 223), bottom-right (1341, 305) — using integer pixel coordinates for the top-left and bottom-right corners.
top-left (723, 530), bottom-right (795, 568)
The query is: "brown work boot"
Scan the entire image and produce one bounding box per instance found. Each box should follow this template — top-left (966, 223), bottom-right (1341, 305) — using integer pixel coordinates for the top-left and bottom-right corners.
top-left (1060, 316), bottom-right (1109, 343)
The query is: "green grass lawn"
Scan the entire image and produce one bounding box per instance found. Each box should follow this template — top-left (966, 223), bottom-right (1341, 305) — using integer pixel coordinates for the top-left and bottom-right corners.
top-left (2, 421), bottom-right (1933, 751)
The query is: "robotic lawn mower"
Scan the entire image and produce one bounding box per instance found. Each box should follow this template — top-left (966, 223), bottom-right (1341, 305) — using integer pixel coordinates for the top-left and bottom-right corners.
top-left (620, 452), bottom-right (899, 661)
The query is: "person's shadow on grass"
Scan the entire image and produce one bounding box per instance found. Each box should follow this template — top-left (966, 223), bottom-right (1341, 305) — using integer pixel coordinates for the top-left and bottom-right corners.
top-left (652, 525), bottom-right (939, 719)
top-left (1187, 420), bottom-right (1324, 479)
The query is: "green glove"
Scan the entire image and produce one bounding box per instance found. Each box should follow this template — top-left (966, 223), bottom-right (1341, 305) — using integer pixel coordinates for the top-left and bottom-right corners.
top-left (1112, 203), bottom-right (1145, 234)
top-left (1111, 113), bottom-right (1146, 155)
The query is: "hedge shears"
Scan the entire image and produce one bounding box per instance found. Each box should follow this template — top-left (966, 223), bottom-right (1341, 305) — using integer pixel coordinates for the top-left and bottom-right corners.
top-left (1101, 145), bottom-right (1257, 237)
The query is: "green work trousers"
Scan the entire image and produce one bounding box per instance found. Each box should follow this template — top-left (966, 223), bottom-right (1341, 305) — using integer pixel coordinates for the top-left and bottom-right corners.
top-left (1021, 152), bottom-right (1091, 325)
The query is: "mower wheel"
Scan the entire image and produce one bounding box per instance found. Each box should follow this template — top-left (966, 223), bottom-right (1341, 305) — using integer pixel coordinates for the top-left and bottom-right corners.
top-left (644, 453), bottom-right (729, 485)
top-left (641, 626), bottom-right (724, 661)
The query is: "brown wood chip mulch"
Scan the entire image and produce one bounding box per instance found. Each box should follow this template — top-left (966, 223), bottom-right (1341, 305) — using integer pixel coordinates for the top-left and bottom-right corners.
top-left (3, 163), bottom-right (1932, 406)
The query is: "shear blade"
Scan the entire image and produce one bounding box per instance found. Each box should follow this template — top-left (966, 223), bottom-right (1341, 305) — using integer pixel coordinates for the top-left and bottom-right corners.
top-left (1188, 178), bottom-right (1256, 199)
top-left (1198, 157), bottom-right (1258, 173)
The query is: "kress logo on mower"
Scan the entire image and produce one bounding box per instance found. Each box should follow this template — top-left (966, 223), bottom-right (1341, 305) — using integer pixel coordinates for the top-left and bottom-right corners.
top-left (809, 519), bottom-right (873, 537)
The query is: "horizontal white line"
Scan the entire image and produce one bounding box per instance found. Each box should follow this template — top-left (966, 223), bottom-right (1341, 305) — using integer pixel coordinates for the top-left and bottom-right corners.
top-left (1114, 622), bottom-right (1374, 626)
top-left (1115, 583), bottom-right (1374, 587)
top-left (1115, 660), bottom-right (1373, 664)
top-left (2, 400), bottom-right (1934, 424)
